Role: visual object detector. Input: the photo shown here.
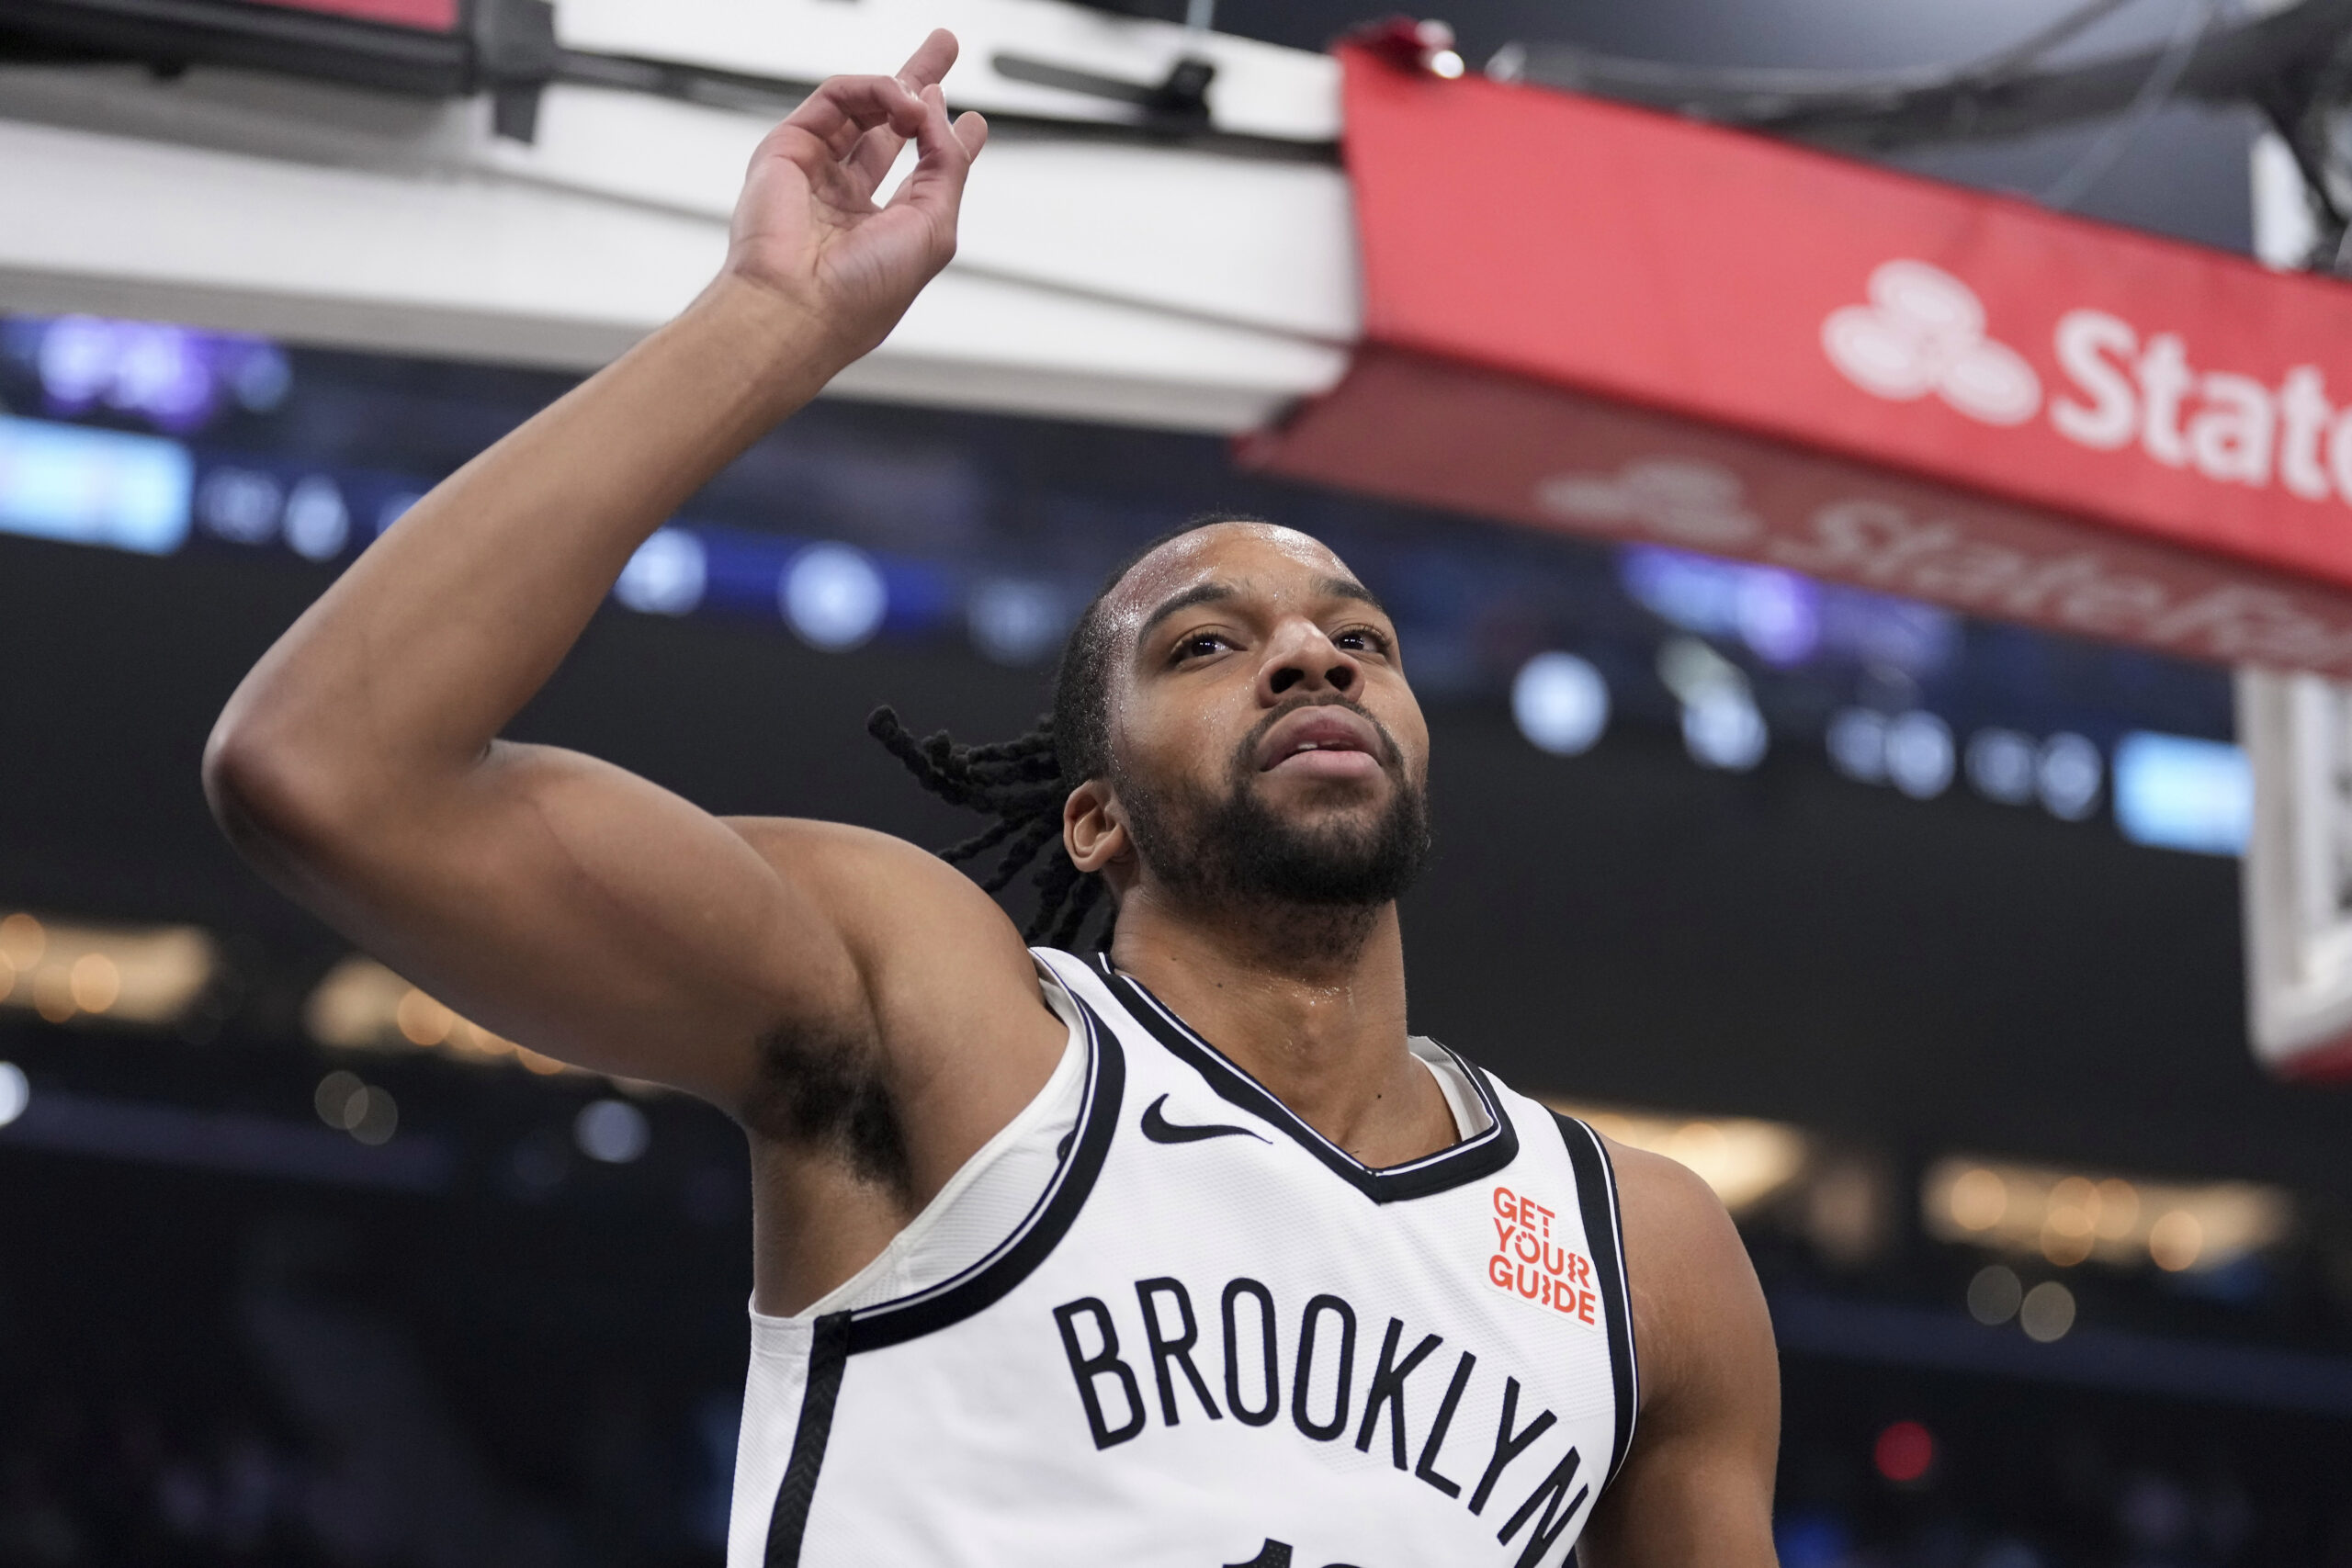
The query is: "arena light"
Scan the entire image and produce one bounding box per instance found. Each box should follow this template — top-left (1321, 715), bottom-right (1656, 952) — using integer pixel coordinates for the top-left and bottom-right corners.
top-left (2113, 731), bottom-right (2252, 856)
top-left (1349, 16), bottom-right (1468, 81)
top-left (574, 1099), bottom-right (650, 1164)
top-left (1829, 707), bottom-right (1972, 798)
top-left (1681, 687), bottom-right (1768, 773)
top-left (313, 1068), bottom-right (399, 1146)
top-left (27, 315), bottom-right (290, 433)
top-left (304, 955), bottom-right (571, 1075)
top-left (1842, 716), bottom-right (2105, 818)
top-left (1883, 711), bottom-right (1955, 800)
top-left (1965, 1263), bottom-right (2023, 1325)
top-left (781, 542), bottom-right (888, 651)
top-left (281, 475), bottom-right (351, 561)
top-left (1965, 728), bottom-right (2039, 805)
top-left (1871, 1420), bottom-right (1934, 1485)
top-left (1924, 1156), bottom-right (2290, 1273)
top-left (198, 468), bottom-right (283, 544)
top-left (0, 1062), bottom-right (26, 1128)
top-left (615, 528), bottom-right (707, 616)
top-left (0, 912), bottom-right (215, 1027)
top-left (0, 415), bottom-right (193, 557)
top-left (1734, 570), bottom-right (1819, 667)
top-left (1657, 637), bottom-right (1767, 773)
top-left (1620, 547), bottom-right (1818, 665)
top-left (967, 578), bottom-right (1068, 666)
top-left (1510, 651), bottom-right (1610, 757)
top-left (2037, 732), bottom-right (2104, 820)
top-left (1826, 707), bottom-right (1889, 784)
top-left (1548, 1100), bottom-right (1809, 1213)
top-left (2019, 1280), bottom-right (2076, 1342)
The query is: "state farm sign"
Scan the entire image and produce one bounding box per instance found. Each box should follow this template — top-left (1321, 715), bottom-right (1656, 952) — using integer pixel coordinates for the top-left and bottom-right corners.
top-left (1826, 259), bottom-right (2352, 511)
top-left (1242, 52), bottom-right (2352, 675)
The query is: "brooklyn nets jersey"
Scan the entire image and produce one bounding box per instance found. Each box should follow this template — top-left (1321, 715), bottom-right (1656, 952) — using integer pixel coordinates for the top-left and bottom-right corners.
top-left (726, 947), bottom-right (1638, 1568)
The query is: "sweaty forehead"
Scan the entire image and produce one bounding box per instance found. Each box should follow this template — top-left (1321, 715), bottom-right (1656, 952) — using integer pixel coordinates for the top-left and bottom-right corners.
top-left (1103, 523), bottom-right (1357, 638)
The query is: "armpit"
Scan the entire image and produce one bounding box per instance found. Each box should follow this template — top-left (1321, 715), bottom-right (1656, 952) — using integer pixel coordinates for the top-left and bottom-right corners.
top-left (743, 1017), bottom-right (913, 1199)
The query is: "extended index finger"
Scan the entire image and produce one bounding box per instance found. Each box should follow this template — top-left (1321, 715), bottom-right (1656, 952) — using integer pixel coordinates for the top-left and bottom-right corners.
top-left (896, 28), bottom-right (959, 95)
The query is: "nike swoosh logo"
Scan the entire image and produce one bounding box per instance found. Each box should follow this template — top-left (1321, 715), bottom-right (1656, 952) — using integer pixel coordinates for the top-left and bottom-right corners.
top-left (1139, 1094), bottom-right (1266, 1145)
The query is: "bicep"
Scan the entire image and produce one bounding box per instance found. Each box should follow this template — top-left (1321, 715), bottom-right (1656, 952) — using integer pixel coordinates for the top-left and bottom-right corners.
top-left (1577, 1151), bottom-right (1781, 1568)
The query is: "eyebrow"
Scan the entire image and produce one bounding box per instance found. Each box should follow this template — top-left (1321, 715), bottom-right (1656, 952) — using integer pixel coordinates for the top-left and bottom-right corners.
top-left (1136, 575), bottom-right (1387, 640)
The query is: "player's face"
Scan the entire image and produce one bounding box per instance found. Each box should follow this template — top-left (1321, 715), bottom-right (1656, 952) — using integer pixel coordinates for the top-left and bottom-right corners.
top-left (1097, 524), bottom-right (1431, 907)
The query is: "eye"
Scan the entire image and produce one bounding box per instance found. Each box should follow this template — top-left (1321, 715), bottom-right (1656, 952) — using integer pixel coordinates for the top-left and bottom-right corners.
top-left (1333, 625), bottom-right (1392, 655)
top-left (1171, 630), bottom-right (1233, 663)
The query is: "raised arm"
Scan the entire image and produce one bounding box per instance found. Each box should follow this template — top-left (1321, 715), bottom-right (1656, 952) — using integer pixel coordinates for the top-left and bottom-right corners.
top-left (1577, 1144), bottom-right (1781, 1568)
top-left (203, 33), bottom-right (1057, 1122)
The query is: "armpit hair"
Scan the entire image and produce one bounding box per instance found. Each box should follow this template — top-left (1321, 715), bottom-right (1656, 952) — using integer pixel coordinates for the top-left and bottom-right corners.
top-left (741, 1018), bottom-right (913, 1199)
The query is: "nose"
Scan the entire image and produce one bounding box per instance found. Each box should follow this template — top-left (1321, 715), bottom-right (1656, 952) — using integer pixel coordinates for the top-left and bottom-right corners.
top-left (1255, 616), bottom-right (1361, 705)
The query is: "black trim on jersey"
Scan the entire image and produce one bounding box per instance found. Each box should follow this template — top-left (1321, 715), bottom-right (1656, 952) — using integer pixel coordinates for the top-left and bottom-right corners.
top-left (1094, 956), bottom-right (1519, 1204)
top-left (763, 1310), bottom-right (849, 1568)
top-left (762, 983), bottom-right (1125, 1561)
top-left (842, 987), bottom-right (1125, 1353)
top-left (1553, 1112), bottom-right (1640, 1489)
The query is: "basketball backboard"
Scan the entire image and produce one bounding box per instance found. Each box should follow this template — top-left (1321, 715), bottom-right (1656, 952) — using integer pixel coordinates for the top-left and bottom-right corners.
top-left (2239, 668), bottom-right (2352, 1079)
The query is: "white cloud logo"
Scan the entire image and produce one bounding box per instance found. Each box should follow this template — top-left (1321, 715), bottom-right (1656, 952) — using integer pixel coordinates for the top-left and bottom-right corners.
top-left (1823, 260), bottom-right (2042, 427)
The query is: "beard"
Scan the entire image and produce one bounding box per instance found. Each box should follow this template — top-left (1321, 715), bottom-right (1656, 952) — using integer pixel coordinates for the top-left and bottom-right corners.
top-left (1116, 699), bottom-right (1430, 910)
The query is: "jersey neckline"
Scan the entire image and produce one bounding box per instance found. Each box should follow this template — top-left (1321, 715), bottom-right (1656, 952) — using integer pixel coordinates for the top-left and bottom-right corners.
top-left (1090, 953), bottom-right (1520, 1204)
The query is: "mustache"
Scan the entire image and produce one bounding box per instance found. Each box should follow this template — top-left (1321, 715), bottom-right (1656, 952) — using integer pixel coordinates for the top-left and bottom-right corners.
top-left (1231, 693), bottom-right (1406, 775)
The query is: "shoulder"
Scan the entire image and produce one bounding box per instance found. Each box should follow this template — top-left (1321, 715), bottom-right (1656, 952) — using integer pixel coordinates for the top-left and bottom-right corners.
top-left (1575, 1133), bottom-right (1782, 1566)
top-left (719, 812), bottom-right (1057, 1038)
top-left (724, 814), bottom-right (971, 879)
top-left (1595, 1133), bottom-right (1775, 1425)
top-left (723, 816), bottom-right (1026, 932)
top-left (1602, 1137), bottom-right (1749, 1293)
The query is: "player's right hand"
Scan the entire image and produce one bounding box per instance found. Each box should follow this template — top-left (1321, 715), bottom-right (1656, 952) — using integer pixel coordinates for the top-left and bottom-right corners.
top-left (723, 28), bottom-right (989, 365)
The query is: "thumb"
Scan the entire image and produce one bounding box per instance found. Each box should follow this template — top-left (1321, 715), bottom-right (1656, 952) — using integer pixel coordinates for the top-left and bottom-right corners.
top-left (953, 109), bottom-right (989, 160)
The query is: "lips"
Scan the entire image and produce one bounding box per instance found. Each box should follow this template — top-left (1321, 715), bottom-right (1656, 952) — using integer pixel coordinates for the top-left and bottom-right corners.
top-left (1255, 705), bottom-right (1385, 775)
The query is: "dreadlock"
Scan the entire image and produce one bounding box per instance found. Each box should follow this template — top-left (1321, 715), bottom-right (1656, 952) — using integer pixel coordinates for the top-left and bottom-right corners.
top-left (865, 709), bottom-right (1112, 947)
top-left (865, 513), bottom-right (1266, 949)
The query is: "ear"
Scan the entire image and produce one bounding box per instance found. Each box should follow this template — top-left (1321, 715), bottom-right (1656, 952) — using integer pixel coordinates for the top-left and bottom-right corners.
top-left (1063, 778), bottom-right (1130, 875)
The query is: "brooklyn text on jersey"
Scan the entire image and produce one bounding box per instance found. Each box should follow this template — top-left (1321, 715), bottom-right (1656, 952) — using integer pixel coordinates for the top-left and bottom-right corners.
top-left (726, 951), bottom-right (1637, 1568)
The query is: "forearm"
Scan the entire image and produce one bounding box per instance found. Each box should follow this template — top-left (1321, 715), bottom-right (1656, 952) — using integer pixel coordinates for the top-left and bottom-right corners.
top-left (208, 276), bottom-right (842, 823)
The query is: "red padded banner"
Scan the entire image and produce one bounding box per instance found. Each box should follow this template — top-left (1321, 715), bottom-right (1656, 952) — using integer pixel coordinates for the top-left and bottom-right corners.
top-left (249, 0), bottom-right (459, 31)
top-left (1244, 47), bottom-right (2352, 673)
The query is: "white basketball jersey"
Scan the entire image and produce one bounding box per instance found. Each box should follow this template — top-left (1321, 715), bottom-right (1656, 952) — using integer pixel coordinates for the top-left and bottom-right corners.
top-left (726, 947), bottom-right (1638, 1568)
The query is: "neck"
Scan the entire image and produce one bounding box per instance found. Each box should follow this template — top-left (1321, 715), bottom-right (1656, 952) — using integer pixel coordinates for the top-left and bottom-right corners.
top-left (1105, 888), bottom-right (1453, 1168)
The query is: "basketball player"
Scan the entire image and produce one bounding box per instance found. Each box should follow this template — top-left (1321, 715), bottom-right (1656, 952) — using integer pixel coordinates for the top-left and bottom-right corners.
top-left (204, 31), bottom-right (1779, 1566)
